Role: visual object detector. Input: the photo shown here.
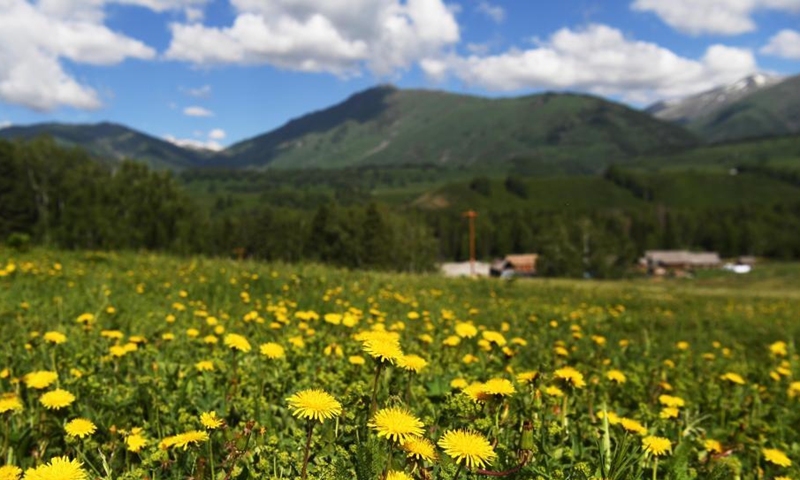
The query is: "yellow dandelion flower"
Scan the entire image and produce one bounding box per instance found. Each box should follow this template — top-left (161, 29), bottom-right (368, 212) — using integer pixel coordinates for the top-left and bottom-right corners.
top-left (659, 407), bottom-right (679, 419)
top-left (658, 395), bottom-right (685, 408)
top-left (23, 371), bottom-right (58, 390)
top-left (787, 381), bottom-right (800, 398)
top-left (402, 437), bottom-right (437, 462)
top-left (286, 389), bottom-right (342, 423)
top-left (200, 411), bottom-right (224, 429)
top-left (606, 370), bottom-right (627, 384)
top-left (463, 382), bottom-right (492, 403)
top-left (386, 471), bottom-right (413, 480)
top-left (40, 389), bottom-right (76, 410)
top-left (43, 332), bottom-right (67, 345)
top-left (437, 429), bottom-right (496, 469)
top-left (259, 342), bottom-right (286, 359)
top-left (349, 355), bottom-right (365, 365)
top-left (455, 322), bottom-right (478, 338)
top-left (598, 410), bottom-right (621, 425)
top-left (442, 335), bottom-right (461, 347)
top-left (195, 360), bottom-right (214, 372)
top-left (0, 465), bottom-right (22, 480)
top-left (126, 432), bottom-right (147, 453)
top-left (770, 341), bottom-right (788, 356)
top-left (675, 341), bottom-right (690, 350)
top-left (362, 338), bottom-right (403, 364)
top-left (720, 373), bottom-right (746, 385)
top-left (450, 378), bottom-right (468, 389)
top-left (763, 448), bottom-right (792, 467)
top-left (0, 394), bottom-right (23, 414)
top-left (160, 430), bottom-right (209, 450)
top-left (544, 386), bottom-right (564, 397)
top-left (65, 419), bottom-right (96, 438)
top-left (704, 439), bottom-right (723, 453)
top-left (224, 334), bottom-right (251, 353)
top-left (516, 371), bottom-right (539, 384)
top-left (397, 354), bottom-right (428, 373)
top-left (481, 331), bottom-right (506, 346)
top-left (554, 367), bottom-right (586, 389)
top-left (75, 313), bottom-right (94, 325)
top-left (620, 418), bottom-right (647, 435)
top-left (482, 378), bottom-right (516, 396)
top-left (369, 407), bottom-right (424, 443)
top-left (21, 456), bottom-right (86, 480)
top-left (642, 436), bottom-right (672, 456)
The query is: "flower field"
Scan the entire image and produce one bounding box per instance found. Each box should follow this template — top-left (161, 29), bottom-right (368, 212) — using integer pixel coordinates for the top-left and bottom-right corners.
top-left (1, 249), bottom-right (799, 479)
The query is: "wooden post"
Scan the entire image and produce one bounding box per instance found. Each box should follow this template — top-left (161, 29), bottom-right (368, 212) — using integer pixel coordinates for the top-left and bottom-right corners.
top-left (462, 210), bottom-right (478, 276)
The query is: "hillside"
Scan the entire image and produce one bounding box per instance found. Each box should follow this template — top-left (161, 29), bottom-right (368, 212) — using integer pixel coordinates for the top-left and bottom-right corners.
top-left (688, 75), bottom-right (800, 143)
top-left (0, 122), bottom-right (210, 169)
top-left (220, 86), bottom-right (698, 172)
top-left (646, 74), bottom-right (781, 125)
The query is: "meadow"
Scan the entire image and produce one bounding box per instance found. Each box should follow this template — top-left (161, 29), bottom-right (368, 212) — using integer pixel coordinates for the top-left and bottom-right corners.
top-left (1, 248), bottom-right (799, 479)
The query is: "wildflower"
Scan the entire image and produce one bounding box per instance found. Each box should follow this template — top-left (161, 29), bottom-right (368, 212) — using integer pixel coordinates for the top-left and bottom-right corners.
top-left (126, 430), bottom-right (147, 452)
top-left (0, 394), bottom-right (23, 414)
top-left (482, 378), bottom-right (516, 396)
top-left (286, 389), bottom-right (342, 423)
top-left (658, 395), bottom-right (685, 408)
top-left (598, 410), bottom-right (621, 425)
top-left (704, 439), bottom-right (723, 453)
top-left (43, 332), bottom-right (67, 345)
top-left (398, 354), bottom-right (428, 373)
top-left (65, 419), bottom-right (96, 439)
top-left (642, 436), bottom-right (672, 456)
top-left (369, 407), bottom-right (424, 443)
top-left (442, 336), bottom-right (461, 347)
top-left (606, 370), bottom-right (627, 384)
top-left (349, 355), bottom-right (365, 365)
top-left (23, 371), bottom-right (58, 390)
top-left (0, 465), bottom-right (21, 480)
top-left (362, 338), bottom-right (403, 364)
top-left (516, 371), bottom-right (539, 384)
top-left (463, 382), bottom-right (491, 403)
top-left (763, 448), bottom-right (792, 467)
top-left (260, 342), bottom-right (286, 359)
top-left (403, 437), bottom-right (437, 462)
top-left (224, 334), bottom-right (251, 353)
top-left (676, 341), bottom-right (690, 350)
top-left (438, 429), bottom-right (496, 469)
top-left (544, 386), bottom-right (564, 397)
top-left (660, 407), bottom-right (679, 419)
top-left (195, 360), bottom-right (214, 372)
top-left (455, 322), bottom-right (478, 338)
top-left (160, 431), bottom-right (209, 450)
top-left (386, 472), bottom-right (412, 480)
top-left (450, 378), bottom-right (468, 389)
top-left (770, 341), bottom-right (788, 356)
top-left (482, 331), bottom-right (506, 346)
top-left (20, 456), bottom-right (86, 480)
top-left (40, 389), bottom-right (76, 410)
top-left (200, 411), bottom-right (224, 429)
top-left (620, 418), bottom-right (647, 435)
top-left (720, 373), bottom-right (746, 385)
top-left (554, 367), bottom-right (586, 388)
top-left (788, 382), bottom-right (800, 398)
top-left (75, 313), bottom-right (94, 325)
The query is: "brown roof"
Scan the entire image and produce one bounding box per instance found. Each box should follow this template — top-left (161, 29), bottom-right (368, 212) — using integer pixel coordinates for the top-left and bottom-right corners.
top-left (504, 254), bottom-right (538, 270)
top-left (644, 250), bottom-right (721, 266)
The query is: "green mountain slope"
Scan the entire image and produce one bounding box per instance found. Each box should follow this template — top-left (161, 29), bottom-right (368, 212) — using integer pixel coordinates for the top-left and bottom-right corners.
top-left (0, 122), bottom-right (209, 169)
top-left (690, 75), bottom-right (800, 142)
top-left (221, 86), bottom-right (698, 172)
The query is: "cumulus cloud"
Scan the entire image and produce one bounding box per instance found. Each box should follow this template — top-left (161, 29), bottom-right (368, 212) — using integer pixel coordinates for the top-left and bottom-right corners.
top-left (164, 0), bottom-right (460, 76)
top-left (476, 1), bottom-right (505, 23)
top-left (164, 134), bottom-right (222, 151)
top-left (0, 0), bottom-right (180, 111)
top-left (632, 0), bottom-right (800, 36)
top-left (761, 29), bottom-right (800, 59)
top-left (435, 24), bottom-right (758, 103)
top-left (183, 106), bottom-right (214, 117)
top-left (208, 128), bottom-right (226, 140)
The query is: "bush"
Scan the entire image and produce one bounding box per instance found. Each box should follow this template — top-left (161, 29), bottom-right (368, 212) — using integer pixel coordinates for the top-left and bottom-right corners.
top-left (6, 232), bottom-right (31, 252)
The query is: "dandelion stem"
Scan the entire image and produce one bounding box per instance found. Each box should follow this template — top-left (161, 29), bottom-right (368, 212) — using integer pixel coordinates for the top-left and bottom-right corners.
top-left (652, 457), bottom-right (658, 480)
top-left (453, 463), bottom-right (464, 480)
top-left (370, 362), bottom-right (385, 415)
top-left (208, 435), bottom-right (215, 480)
top-left (300, 421), bottom-right (315, 480)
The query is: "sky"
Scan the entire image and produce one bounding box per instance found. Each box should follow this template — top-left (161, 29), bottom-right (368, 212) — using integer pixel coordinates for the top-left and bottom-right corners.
top-left (0, 0), bottom-right (799, 150)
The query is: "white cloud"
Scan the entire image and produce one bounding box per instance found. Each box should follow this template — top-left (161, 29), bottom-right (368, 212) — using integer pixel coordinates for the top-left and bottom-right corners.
top-left (183, 106), bottom-right (214, 117)
top-left (476, 1), bottom-right (505, 23)
top-left (0, 120), bottom-right (11, 129)
top-left (437, 24), bottom-right (758, 103)
top-left (0, 0), bottom-right (173, 111)
top-left (164, 0), bottom-right (460, 76)
top-left (164, 134), bottom-right (222, 151)
top-left (632, 0), bottom-right (800, 36)
top-left (181, 84), bottom-right (212, 97)
top-left (208, 128), bottom-right (226, 140)
top-left (761, 29), bottom-right (800, 58)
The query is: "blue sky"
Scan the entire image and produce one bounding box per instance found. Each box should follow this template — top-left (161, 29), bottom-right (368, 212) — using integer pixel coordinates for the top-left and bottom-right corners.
top-left (0, 0), bottom-right (799, 149)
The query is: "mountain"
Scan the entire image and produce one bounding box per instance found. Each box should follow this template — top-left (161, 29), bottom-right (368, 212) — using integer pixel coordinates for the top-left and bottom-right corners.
top-left (646, 74), bottom-right (782, 125)
top-left (219, 86), bottom-right (698, 172)
top-left (0, 122), bottom-right (211, 169)
top-left (688, 75), bottom-right (800, 143)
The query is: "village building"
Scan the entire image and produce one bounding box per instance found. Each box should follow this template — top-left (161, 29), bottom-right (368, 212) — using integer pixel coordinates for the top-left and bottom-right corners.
top-left (490, 254), bottom-right (539, 277)
top-left (641, 250), bottom-right (721, 275)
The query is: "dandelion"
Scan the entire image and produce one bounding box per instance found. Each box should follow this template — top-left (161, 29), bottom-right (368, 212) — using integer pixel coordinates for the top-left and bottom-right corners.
top-left (369, 407), bottom-right (424, 444)
top-left (286, 389), bottom-right (342, 423)
top-left (659, 407), bottom-right (679, 419)
top-left (620, 418), bottom-right (647, 435)
top-left (658, 395), bottom-right (685, 408)
top-left (362, 338), bottom-right (403, 364)
top-left (720, 372), bottom-right (746, 385)
top-left (40, 389), bottom-right (76, 410)
top-left (606, 370), bottom-right (627, 384)
top-left (349, 355), bottom-right (365, 365)
top-left (482, 378), bottom-right (516, 396)
top-left (160, 430), bottom-right (209, 450)
top-left (23, 371), bottom-right (58, 390)
top-left (787, 381), bottom-right (800, 398)
top-left (544, 386), bottom-right (564, 397)
top-left (704, 439), bottom-right (723, 454)
top-left (554, 367), bottom-right (586, 388)
top-left (386, 471), bottom-right (413, 480)
top-left (195, 360), bottom-right (214, 372)
top-left (21, 456), bottom-right (87, 480)
top-left (65, 418), bottom-right (96, 438)
top-left (0, 394), bottom-right (23, 414)
top-left (438, 429), bottom-right (496, 474)
top-left (402, 437), bottom-right (437, 463)
top-left (455, 322), bottom-right (478, 338)
top-left (260, 342), bottom-right (285, 359)
top-left (463, 382), bottom-right (492, 403)
top-left (769, 341), bottom-right (788, 356)
top-left (763, 448), bottom-right (792, 467)
top-left (224, 334), bottom-right (251, 353)
top-left (200, 411), bottom-right (224, 429)
top-left (43, 332), bottom-right (66, 345)
top-left (642, 436), bottom-right (672, 456)
top-left (0, 465), bottom-right (22, 480)
top-left (126, 429), bottom-right (147, 453)
top-left (397, 354), bottom-right (428, 373)
top-left (516, 371), bottom-right (539, 384)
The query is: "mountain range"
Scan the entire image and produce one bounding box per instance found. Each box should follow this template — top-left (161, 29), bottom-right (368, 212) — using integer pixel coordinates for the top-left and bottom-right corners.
top-left (1, 74), bottom-right (798, 171)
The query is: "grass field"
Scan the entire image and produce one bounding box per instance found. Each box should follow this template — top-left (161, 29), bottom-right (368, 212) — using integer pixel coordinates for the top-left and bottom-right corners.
top-left (1, 248), bottom-right (799, 479)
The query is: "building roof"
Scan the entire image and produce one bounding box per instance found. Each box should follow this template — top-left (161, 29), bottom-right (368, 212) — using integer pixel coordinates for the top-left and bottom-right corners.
top-left (644, 250), bottom-right (721, 266)
top-left (505, 254), bottom-right (538, 266)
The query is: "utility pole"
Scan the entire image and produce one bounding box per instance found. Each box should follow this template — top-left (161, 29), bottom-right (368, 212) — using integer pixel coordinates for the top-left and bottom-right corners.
top-left (462, 210), bottom-right (478, 276)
